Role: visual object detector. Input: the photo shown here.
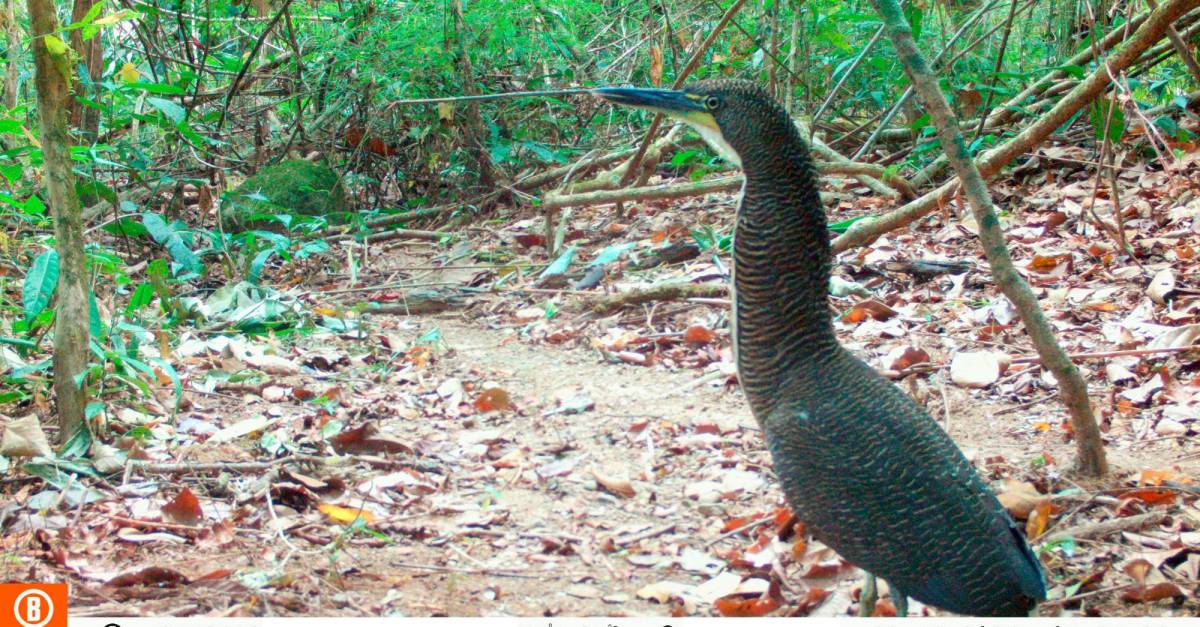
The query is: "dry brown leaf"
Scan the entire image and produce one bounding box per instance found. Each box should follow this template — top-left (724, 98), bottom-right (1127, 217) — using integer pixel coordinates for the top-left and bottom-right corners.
top-left (1121, 582), bottom-right (1184, 603)
top-left (1029, 254), bottom-right (1066, 272)
top-left (713, 592), bottom-right (779, 617)
top-left (684, 324), bottom-right (717, 345)
top-left (997, 480), bottom-right (1047, 520)
top-left (0, 413), bottom-right (54, 458)
top-left (474, 387), bottom-right (512, 412)
top-left (162, 487), bottom-right (203, 526)
top-left (1025, 501), bottom-right (1053, 540)
top-left (592, 468), bottom-right (635, 498)
top-left (883, 346), bottom-right (931, 371)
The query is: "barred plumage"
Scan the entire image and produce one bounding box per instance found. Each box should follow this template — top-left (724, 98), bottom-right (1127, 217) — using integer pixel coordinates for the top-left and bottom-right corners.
top-left (595, 80), bottom-right (1046, 616)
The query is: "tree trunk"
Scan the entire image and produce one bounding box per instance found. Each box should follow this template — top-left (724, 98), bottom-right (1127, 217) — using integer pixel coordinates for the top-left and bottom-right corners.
top-left (868, 0), bottom-right (1108, 476)
top-left (69, 0), bottom-right (103, 206)
top-left (2, 0), bottom-right (17, 111)
top-left (28, 0), bottom-right (89, 444)
top-left (451, 0), bottom-right (496, 189)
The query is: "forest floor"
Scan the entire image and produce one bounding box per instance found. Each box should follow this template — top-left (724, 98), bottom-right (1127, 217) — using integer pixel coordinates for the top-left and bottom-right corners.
top-left (5, 143), bottom-right (1200, 618)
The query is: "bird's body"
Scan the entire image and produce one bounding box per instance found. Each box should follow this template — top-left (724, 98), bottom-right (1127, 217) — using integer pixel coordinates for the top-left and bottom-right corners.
top-left (595, 80), bottom-right (1046, 616)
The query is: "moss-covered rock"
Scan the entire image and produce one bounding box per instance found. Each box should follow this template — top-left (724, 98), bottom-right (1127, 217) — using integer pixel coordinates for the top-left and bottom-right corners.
top-left (221, 160), bottom-right (347, 230)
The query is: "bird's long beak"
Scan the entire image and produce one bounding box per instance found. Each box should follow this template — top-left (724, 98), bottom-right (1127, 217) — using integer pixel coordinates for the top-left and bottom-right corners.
top-left (591, 87), bottom-right (718, 130)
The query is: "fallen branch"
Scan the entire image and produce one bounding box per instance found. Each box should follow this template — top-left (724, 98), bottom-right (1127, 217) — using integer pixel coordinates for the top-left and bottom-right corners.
top-left (361, 290), bottom-right (471, 315)
top-left (586, 282), bottom-right (727, 315)
top-left (833, 0), bottom-right (1200, 255)
top-left (1011, 344), bottom-right (1200, 365)
top-left (1037, 510), bottom-right (1169, 546)
top-left (329, 227), bottom-right (452, 245)
top-left (544, 175), bottom-right (843, 212)
top-left (545, 176), bottom-right (739, 211)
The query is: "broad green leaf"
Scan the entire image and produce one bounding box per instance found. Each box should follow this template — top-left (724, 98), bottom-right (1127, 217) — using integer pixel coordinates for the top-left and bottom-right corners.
top-left (24, 195), bottom-right (46, 215)
top-left (539, 244), bottom-right (576, 279)
top-left (75, 1), bottom-right (104, 27)
top-left (102, 217), bottom-right (149, 237)
top-left (248, 248), bottom-right (275, 284)
top-left (44, 35), bottom-right (69, 56)
top-left (23, 249), bottom-right (58, 322)
top-left (147, 97), bottom-right (185, 124)
top-left (589, 242), bottom-right (635, 267)
top-left (125, 283), bottom-right (155, 315)
top-left (0, 163), bottom-right (21, 184)
top-left (142, 212), bottom-right (201, 274)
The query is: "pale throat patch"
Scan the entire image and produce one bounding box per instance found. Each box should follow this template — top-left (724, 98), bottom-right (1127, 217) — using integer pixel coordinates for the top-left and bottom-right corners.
top-left (689, 123), bottom-right (742, 167)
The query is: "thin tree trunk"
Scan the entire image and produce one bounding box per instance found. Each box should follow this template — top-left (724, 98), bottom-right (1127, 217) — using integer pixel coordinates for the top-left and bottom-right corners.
top-left (451, 0), bottom-right (496, 190)
top-left (69, 0), bottom-right (101, 139)
top-left (28, 0), bottom-right (89, 444)
top-left (869, 0), bottom-right (1110, 475)
top-left (784, 1), bottom-right (799, 114)
top-left (2, 0), bottom-right (17, 111)
top-left (70, 0), bottom-right (103, 207)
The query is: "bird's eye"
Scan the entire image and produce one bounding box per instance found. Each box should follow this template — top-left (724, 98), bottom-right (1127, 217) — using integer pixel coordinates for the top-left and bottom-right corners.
top-left (704, 96), bottom-right (721, 110)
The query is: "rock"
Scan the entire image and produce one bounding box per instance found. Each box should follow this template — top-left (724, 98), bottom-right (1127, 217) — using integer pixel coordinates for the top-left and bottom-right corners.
top-left (220, 159), bottom-right (347, 231)
top-left (950, 351), bottom-right (1007, 388)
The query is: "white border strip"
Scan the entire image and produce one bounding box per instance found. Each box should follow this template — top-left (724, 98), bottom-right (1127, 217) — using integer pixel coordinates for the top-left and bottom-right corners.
top-left (68, 619), bottom-right (1200, 627)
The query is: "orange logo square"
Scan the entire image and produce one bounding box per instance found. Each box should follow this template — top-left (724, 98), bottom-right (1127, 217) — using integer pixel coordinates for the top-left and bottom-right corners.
top-left (0, 583), bottom-right (68, 627)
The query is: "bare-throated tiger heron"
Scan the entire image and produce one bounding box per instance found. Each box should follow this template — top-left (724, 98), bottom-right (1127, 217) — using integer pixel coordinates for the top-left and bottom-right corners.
top-left (593, 80), bottom-right (1045, 617)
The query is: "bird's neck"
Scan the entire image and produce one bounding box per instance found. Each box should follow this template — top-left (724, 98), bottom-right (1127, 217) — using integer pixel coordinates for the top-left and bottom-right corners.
top-left (732, 146), bottom-right (839, 398)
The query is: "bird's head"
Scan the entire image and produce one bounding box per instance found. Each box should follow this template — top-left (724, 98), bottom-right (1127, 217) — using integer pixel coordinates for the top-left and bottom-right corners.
top-left (592, 79), bottom-right (795, 169)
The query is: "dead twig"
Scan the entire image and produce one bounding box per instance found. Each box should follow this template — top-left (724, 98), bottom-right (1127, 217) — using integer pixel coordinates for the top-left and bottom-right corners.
top-left (1037, 510), bottom-right (1169, 546)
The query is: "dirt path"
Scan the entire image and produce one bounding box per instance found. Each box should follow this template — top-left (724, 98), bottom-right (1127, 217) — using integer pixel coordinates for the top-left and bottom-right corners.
top-left (315, 314), bottom-right (1062, 617)
top-left (50, 312), bottom-right (1191, 617)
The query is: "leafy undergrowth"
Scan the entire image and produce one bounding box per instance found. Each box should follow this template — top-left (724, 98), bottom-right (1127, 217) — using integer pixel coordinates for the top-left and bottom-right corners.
top-left (3, 145), bottom-right (1200, 617)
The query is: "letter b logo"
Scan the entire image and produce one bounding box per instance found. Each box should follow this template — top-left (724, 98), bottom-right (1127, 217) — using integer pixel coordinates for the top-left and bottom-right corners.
top-left (1, 584), bottom-right (67, 627)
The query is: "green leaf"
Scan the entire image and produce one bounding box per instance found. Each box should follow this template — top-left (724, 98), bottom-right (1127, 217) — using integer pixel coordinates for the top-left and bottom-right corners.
top-left (88, 288), bottom-right (102, 339)
top-left (102, 217), bottom-right (149, 237)
top-left (125, 81), bottom-right (186, 95)
top-left (142, 212), bottom-right (201, 274)
top-left (76, 1), bottom-right (104, 27)
top-left (44, 35), bottom-right (69, 56)
top-left (0, 336), bottom-right (37, 350)
top-left (24, 195), bottom-right (46, 215)
top-left (23, 249), bottom-right (59, 322)
top-left (539, 244), bottom-right (577, 279)
top-left (125, 283), bottom-right (155, 315)
top-left (0, 119), bottom-right (24, 134)
top-left (828, 215), bottom-right (870, 234)
top-left (1053, 64), bottom-right (1086, 79)
top-left (1088, 100), bottom-right (1125, 141)
top-left (248, 248), bottom-right (275, 284)
top-left (147, 97), bottom-right (186, 124)
top-left (589, 242), bottom-right (635, 267)
top-left (60, 425), bottom-right (91, 459)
